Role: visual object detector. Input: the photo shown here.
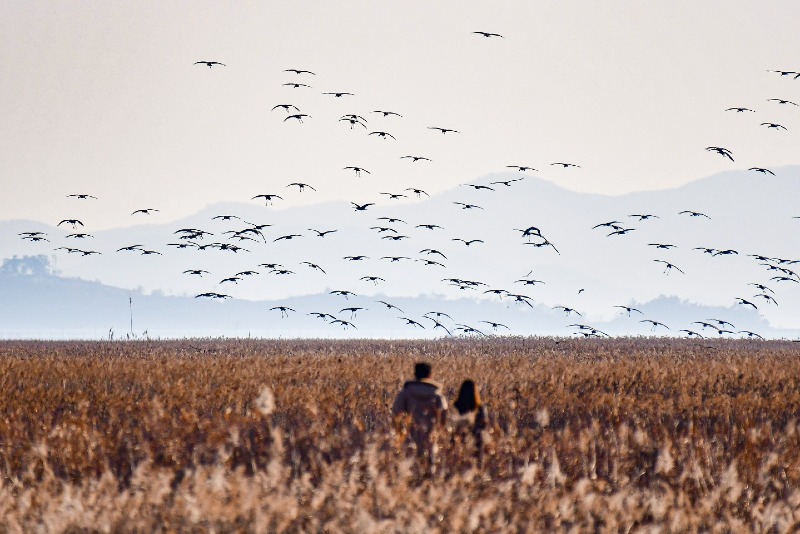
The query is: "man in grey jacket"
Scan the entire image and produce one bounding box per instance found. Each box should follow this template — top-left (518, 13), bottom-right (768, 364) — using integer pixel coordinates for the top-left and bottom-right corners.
top-left (392, 362), bottom-right (448, 472)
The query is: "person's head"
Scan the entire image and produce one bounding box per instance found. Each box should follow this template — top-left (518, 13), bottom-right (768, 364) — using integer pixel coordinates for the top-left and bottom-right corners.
top-left (454, 380), bottom-right (481, 415)
top-left (414, 362), bottom-right (432, 380)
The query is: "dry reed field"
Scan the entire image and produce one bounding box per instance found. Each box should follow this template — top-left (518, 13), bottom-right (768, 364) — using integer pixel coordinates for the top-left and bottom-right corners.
top-left (1, 338), bottom-right (800, 532)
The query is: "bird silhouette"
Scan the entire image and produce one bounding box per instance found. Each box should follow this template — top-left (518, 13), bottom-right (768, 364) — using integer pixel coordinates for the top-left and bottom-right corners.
top-left (195, 292), bottom-right (231, 299)
top-left (480, 321), bottom-right (509, 330)
top-left (399, 317), bottom-right (426, 328)
top-left (369, 131), bottom-right (397, 140)
top-left (553, 306), bottom-right (581, 316)
top-left (416, 223), bottom-right (442, 230)
top-left (373, 110), bottom-right (402, 117)
top-left (406, 188), bottom-right (430, 198)
top-left (270, 306), bottom-right (296, 318)
top-left (339, 115), bottom-right (367, 129)
top-left (473, 31), bottom-right (504, 38)
top-left (640, 319), bottom-right (670, 331)
top-left (761, 122), bottom-right (787, 130)
top-left (749, 167), bottom-right (775, 175)
top-left (322, 91), bottom-right (354, 97)
top-left (550, 162), bottom-right (580, 168)
top-left (452, 238), bottom-right (484, 246)
top-left (286, 182), bottom-right (316, 192)
top-left (183, 269), bottom-right (209, 276)
top-left (679, 210), bottom-right (711, 219)
top-left (735, 297), bottom-right (758, 309)
top-left (343, 166), bottom-right (370, 177)
top-left (428, 126), bottom-right (459, 134)
top-left (767, 98), bottom-right (798, 106)
top-left (131, 208), bottom-right (159, 215)
top-left (420, 249), bottom-right (447, 259)
top-left (330, 319), bottom-right (357, 329)
top-left (376, 300), bottom-right (404, 312)
top-left (462, 184), bottom-right (495, 191)
top-left (308, 228), bottom-right (337, 237)
top-left (284, 68), bottom-right (315, 75)
top-left (274, 234), bottom-right (303, 242)
top-left (272, 104), bottom-right (300, 113)
top-left (738, 330), bottom-right (764, 340)
top-left (377, 217), bottom-right (406, 224)
top-left (491, 178), bottom-right (525, 187)
top-left (725, 107), bottom-right (755, 112)
top-left (401, 156), bottom-right (431, 163)
top-left (300, 261), bottom-right (326, 274)
top-left (614, 305), bottom-right (643, 316)
top-left (58, 219), bottom-right (84, 228)
top-left (252, 194), bottom-right (283, 205)
top-left (654, 260), bottom-right (685, 274)
top-left (351, 202), bottom-right (375, 211)
top-left (284, 114), bottom-right (310, 123)
top-left (453, 202), bottom-right (483, 210)
top-left (705, 146), bottom-right (734, 161)
top-left (195, 61), bottom-right (226, 68)
top-left (283, 82), bottom-right (311, 89)
top-left (67, 194), bottom-right (97, 199)
top-left (679, 329), bottom-right (704, 338)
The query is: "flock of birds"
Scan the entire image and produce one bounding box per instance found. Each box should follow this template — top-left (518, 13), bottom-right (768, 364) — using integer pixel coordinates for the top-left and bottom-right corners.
top-left (13, 35), bottom-right (800, 338)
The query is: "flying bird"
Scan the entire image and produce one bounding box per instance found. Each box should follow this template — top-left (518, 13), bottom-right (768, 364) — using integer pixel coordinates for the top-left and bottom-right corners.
top-left (131, 209), bottom-right (159, 215)
top-left (705, 146), bottom-right (734, 161)
top-left (654, 260), bottom-right (685, 274)
top-left (308, 228), bottom-right (337, 237)
top-left (195, 61), bottom-right (225, 68)
top-left (284, 114), bottom-right (310, 123)
top-left (614, 305), bottom-right (643, 316)
top-left (428, 126), bottom-right (459, 134)
top-left (473, 31), bottom-right (504, 38)
top-left (453, 202), bottom-right (483, 210)
top-left (749, 167), bottom-right (775, 175)
top-left (286, 182), bottom-right (316, 192)
top-left (270, 306), bottom-right (296, 318)
top-left (284, 68), bottom-right (315, 75)
top-left (351, 202), bottom-right (375, 211)
top-left (322, 91), bottom-right (354, 97)
top-left (272, 104), bottom-right (300, 113)
top-left (679, 210), bottom-right (711, 219)
top-left (343, 166), bottom-right (370, 177)
top-left (252, 194), bottom-right (283, 205)
top-left (767, 98), bottom-right (798, 106)
top-left (368, 131), bottom-right (396, 140)
top-left (300, 261), bottom-right (326, 273)
top-left (67, 194), bottom-right (97, 199)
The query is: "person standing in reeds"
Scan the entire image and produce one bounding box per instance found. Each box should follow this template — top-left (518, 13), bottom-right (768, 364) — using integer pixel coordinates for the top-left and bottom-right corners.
top-left (392, 362), bottom-right (448, 472)
top-left (452, 379), bottom-right (488, 467)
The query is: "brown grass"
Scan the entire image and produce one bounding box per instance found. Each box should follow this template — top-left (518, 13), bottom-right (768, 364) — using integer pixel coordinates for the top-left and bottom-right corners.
top-left (1, 337), bottom-right (800, 532)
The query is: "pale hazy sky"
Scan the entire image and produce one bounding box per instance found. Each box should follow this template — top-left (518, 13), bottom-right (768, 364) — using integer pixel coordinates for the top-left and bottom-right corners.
top-left (2, 1), bottom-right (799, 229)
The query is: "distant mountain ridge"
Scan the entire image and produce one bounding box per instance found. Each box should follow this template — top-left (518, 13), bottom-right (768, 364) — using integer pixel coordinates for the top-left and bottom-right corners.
top-left (3, 166), bottom-right (800, 337)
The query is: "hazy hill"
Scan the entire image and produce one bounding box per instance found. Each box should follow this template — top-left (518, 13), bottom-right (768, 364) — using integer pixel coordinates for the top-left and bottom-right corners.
top-left (3, 166), bottom-right (800, 337)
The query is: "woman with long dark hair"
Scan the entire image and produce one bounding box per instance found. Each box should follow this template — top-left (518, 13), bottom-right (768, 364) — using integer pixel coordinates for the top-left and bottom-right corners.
top-left (452, 380), bottom-right (488, 466)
